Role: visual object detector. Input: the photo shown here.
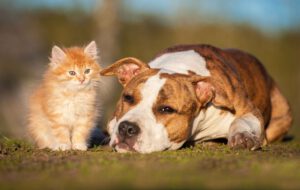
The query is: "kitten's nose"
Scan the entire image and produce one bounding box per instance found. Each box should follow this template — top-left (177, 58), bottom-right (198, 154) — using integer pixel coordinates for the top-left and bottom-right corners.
top-left (118, 121), bottom-right (140, 138)
top-left (78, 77), bottom-right (85, 84)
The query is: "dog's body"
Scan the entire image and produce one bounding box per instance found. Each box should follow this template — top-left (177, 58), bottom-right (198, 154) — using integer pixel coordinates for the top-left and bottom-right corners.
top-left (101, 44), bottom-right (292, 153)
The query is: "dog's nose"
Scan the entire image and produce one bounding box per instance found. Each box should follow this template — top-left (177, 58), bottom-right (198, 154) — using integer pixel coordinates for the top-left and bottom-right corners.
top-left (118, 121), bottom-right (140, 138)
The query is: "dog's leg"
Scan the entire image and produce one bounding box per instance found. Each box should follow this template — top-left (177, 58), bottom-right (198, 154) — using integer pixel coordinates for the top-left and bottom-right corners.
top-left (266, 84), bottom-right (292, 142)
top-left (228, 113), bottom-right (264, 150)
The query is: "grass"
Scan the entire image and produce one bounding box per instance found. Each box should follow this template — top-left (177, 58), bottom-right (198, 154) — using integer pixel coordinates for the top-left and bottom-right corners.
top-left (0, 138), bottom-right (300, 190)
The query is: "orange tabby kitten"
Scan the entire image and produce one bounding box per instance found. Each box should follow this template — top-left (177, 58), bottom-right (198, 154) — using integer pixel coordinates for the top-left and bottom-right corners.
top-left (28, 41), bottom-right (101, 151)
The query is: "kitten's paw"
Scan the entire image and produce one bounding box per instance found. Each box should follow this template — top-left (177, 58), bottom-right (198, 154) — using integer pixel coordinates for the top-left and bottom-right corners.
top-left (51, 143), bottom-right (71, 151)
top-left (72, 143), bottom-right (87, 151)
top-left (228, 132), bottom-right (261, 150)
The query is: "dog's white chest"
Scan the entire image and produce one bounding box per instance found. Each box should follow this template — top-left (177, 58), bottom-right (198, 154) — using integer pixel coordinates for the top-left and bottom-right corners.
top-left (149, 50), bottom-right (210, 76)
top-left (191, 105), bottom-right (236, 141)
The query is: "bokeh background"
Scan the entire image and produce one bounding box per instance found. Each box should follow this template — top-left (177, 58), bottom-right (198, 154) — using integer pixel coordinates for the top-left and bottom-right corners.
top-left (0, 0), bottom-right (299, 140)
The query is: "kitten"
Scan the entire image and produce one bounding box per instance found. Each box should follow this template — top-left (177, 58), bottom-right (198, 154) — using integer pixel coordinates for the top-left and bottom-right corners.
top-left (28, 41), bottom-right (101, 151)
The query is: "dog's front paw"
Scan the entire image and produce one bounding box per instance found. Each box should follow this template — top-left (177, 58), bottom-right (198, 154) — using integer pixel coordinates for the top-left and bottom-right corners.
top-left (228, 132), bottom-right (261, 150)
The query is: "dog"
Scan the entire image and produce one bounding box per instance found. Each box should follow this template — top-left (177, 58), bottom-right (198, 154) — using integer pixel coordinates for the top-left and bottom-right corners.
top-left (100, 44), bottom-right (292, 153)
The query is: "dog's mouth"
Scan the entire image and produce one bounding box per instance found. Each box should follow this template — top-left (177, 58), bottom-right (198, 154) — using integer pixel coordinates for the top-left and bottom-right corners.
top-left (113, 142), bottom-right (136, 153)
top-left (111, 136), bottom-right (138, 153)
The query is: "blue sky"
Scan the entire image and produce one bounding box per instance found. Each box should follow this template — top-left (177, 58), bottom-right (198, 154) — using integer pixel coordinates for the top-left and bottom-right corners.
top-left (12, 0), bottom-right (300, 33)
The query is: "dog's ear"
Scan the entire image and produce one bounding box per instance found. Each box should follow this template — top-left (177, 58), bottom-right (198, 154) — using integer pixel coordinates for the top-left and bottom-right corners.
top-left (190, 75), bottom-right (234, 110)
top-left (100, 57), bottom-right (150, 86)
top-left (190, 76), bottom-right (214, 107)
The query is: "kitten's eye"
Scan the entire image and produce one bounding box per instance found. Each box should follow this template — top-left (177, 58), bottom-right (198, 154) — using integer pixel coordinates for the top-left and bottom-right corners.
top-left (158, 106), bottom-right (176, 114)
top-left (69, 71), bottom-right (76, 76)
top-left (84, 69), bottom-right (91, 74)
top-left (123, 94), bottom-right (134, 104)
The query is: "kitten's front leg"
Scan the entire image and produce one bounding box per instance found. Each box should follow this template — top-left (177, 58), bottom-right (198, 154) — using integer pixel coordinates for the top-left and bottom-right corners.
top-left (72, 124), bottom-right (91, 151)
top-left (51, 125), bottom-right (72, 151)
top-left (228, 113), bottom-right (264, 150)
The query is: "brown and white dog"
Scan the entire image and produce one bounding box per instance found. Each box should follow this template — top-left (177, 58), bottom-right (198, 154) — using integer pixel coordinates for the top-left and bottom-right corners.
top-left (100, 44), bottom-right (292, 153)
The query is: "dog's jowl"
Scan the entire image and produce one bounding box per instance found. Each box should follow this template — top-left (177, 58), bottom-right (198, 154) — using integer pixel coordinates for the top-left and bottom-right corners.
top-left (101, 44), bottom-right (292, 153)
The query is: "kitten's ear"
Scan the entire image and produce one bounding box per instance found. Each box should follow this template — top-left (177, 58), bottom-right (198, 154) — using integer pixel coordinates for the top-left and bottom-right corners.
top-left (50, 45), bottom-right (66, 66)
top-left (84, 41), bottom-right (98, 60)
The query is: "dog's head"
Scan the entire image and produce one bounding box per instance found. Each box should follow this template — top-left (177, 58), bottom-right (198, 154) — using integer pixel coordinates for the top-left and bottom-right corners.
top-left (101, 57), bottom-right (228, 153)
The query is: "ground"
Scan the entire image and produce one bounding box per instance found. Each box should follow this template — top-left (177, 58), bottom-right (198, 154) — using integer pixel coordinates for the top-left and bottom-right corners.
top-left (0, 138), bottom-right (300, 190)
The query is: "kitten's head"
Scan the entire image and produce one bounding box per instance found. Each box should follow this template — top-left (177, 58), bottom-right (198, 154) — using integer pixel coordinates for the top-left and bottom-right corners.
top-left (47, 41), bottom-right (101, 90)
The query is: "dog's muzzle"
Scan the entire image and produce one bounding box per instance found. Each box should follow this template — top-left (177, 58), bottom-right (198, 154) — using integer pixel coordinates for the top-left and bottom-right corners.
top-left (112, 121), bottom-right (140, 152)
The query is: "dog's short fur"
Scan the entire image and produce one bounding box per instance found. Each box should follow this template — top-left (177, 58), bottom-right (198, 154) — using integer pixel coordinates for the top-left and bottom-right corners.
top-left (101, 44), bottom-right (292, 153)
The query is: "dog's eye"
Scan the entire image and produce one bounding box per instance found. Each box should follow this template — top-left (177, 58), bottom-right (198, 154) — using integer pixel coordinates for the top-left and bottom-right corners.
top-left (158, 106), bottom-right (176, 114)
top-left (123, 94), bottom-right (134, 104)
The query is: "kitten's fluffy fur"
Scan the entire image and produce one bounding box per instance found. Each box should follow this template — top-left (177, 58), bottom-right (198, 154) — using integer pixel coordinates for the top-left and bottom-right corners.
top-left (28, 41), bottom-right (101, 151)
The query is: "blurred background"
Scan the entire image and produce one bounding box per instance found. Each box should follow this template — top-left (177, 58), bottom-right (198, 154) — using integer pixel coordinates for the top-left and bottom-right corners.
top-left (0, 0), bottom-right (299, 140)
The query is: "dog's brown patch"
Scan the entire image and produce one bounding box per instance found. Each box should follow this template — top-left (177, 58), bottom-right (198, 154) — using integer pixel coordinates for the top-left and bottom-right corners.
top-left (153, 75), bottom-right (200, 143)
